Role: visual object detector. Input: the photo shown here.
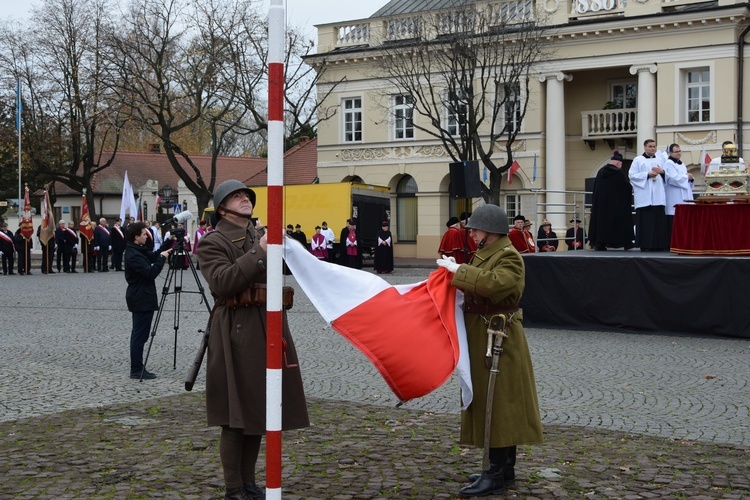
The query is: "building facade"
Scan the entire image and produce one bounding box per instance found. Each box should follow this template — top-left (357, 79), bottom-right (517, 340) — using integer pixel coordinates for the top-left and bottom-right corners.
top-left (309, 0), bottom-right (749, 258)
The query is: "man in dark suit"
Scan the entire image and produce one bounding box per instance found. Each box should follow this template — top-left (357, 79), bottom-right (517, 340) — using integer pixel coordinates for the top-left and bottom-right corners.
top-left (94, 218), bottom-right (112, 271)
top-left (110, 218), bottom-right (126, 271)
top-left (55, 220), bottom-right (68, 272)
top-left (0, 222), bottom-right (16, 275)
top-left (65, 221), bottom-right (80, 272)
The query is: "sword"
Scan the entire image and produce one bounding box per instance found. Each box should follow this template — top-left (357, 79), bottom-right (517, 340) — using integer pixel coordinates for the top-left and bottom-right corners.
top-left (483, 313), bottom-right (509, 471)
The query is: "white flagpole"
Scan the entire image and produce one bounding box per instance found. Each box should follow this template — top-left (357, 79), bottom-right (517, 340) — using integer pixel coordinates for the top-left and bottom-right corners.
top-left (17, 78), bottom-right (22, 221)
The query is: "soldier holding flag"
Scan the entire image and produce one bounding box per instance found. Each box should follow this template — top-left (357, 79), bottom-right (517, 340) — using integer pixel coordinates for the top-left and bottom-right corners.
top-left (436, 204), bottom-right (543, 497)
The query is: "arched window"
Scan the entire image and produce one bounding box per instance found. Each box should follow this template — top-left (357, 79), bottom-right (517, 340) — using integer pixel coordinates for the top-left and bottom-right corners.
top-left (396, 176), bottom-right (418, 242)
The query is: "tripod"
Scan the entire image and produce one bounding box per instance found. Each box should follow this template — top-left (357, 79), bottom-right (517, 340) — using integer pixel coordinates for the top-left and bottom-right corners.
top-left (139, 238), bottom-right (212, 381)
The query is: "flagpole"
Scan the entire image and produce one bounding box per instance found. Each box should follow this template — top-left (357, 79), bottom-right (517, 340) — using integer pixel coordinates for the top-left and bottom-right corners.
top-left (17, 78), bottom-right (22, 221)
top-left (266, 0), bottom-right (285, 498)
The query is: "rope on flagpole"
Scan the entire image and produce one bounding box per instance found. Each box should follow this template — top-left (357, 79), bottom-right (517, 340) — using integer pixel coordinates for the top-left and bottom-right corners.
top-left (266, 0), bottom-right (285, 498)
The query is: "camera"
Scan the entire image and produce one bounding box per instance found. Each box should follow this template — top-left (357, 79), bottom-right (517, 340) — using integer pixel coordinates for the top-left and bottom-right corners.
top-left (171, 227), bottom-right (186, 241)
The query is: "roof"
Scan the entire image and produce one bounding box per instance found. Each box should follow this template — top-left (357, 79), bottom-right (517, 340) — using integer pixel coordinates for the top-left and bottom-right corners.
top-left (54, 138), bottom-right (318, 196)
top-left (371, 0), bottom-right (476, 18)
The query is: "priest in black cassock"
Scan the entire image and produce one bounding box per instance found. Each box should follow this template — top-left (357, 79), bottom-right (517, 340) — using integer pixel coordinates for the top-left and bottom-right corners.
top-left (589, 150), bottom-right (635, 251)
top-left (373, 220), bottom-right (394, 274)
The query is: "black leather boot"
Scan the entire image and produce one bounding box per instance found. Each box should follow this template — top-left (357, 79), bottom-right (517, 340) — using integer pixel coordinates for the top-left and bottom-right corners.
top-left (459, 447), bottom-right (510, 497)
top-left (225, 486), bottom-right (252, 499)
top-left (467, 445), bottom-right (516, 486)
top-left (244, 482), bottom-right (265, 499)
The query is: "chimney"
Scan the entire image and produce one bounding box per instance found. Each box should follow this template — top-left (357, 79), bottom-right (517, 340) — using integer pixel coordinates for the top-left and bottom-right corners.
top-left (148, 142), bottom-right (162, 153)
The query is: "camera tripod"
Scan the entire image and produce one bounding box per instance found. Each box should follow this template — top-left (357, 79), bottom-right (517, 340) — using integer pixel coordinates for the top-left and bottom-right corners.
top-left (138, 239), bottom-right (212, 381)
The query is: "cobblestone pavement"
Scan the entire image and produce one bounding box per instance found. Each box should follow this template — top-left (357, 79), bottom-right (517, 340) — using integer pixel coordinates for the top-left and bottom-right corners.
top-left (1, 263), bottom-right (749, 498)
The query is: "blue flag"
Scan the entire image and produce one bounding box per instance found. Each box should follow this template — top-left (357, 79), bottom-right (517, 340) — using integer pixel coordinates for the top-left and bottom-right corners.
top-left (532, 153), bottom-right (537, 184)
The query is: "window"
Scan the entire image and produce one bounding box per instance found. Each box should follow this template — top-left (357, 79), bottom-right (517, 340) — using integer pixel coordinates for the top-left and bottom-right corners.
top-left (343, 97), bottom-right (362, 142)
top-left (503, 193), bottom-right (519, 227)
top-left (394, 95), bottom-right (414, 140)
top-left (610, 81), bottom-right (637, 109)
top-left (396, 176), bottom-right (418, 242)
top-left (446, 92), bottom-right (468, 137)
top-left (498, 82), bottom-right (522, 133)
top-left (687, 70), bottom-right (710, 123)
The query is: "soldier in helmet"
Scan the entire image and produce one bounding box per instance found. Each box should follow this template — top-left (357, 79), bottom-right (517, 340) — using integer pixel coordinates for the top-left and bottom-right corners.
top-left (436, 203), bottom-right (543, 497)
top-left (197, 179), bottom-right (309, 500)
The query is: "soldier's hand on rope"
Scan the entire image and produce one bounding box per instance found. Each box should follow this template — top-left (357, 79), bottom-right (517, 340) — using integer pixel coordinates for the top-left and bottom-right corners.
top-left (436, 255), bottom-right (459, 273)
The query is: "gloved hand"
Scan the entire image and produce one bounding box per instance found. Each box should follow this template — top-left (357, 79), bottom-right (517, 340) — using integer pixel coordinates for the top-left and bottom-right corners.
top-left (108, 245), bottom-right (112, 251)
top-left (94, 246), bottom-right (100, 251)
top-left (436, 255), bottom-right (460, 273)
top-left (73, 244), bottom-right (78, 250)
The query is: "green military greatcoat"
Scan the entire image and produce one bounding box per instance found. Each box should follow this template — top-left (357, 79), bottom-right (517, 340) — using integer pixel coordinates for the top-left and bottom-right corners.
top-left (451, 235), bottom-right (543, 448)
top-left (198, 218), bottom-right (309, 434)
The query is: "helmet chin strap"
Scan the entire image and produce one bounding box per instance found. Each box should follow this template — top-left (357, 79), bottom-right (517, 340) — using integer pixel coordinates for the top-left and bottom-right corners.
top-left (477, 236), bottom-right (487, 249)
top-left (221, 208), bottom-right (254, 219)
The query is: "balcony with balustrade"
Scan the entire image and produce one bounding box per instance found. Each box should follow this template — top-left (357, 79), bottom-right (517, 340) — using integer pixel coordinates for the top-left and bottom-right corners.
top-left (581, 108), bottom-right (637, 149)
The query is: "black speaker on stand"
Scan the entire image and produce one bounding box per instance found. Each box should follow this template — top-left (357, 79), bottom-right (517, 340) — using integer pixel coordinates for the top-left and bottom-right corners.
top-left (449, 160), bottom-right (483, 199)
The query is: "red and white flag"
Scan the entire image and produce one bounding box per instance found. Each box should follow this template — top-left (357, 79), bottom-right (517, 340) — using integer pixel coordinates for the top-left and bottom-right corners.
top-left (283, 236), bottom-right (472, 406)
top-left (507, 160), bottom-right (521, 184)
top-left (701, 149), bottom-right (712, 176)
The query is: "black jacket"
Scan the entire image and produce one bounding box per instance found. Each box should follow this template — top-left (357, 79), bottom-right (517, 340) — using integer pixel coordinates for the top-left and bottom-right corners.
top-left (124, 242), bottom-right (166, 312)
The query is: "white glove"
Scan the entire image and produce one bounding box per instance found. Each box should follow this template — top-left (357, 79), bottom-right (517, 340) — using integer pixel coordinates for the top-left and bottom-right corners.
top-left (95, 246), bottom-right (100, 251)
top-left (436, 255), bottom-right (460, 273)
top-left (74, 244), bottom-right (78, 250)
top-left (108, 245), bottom-right (112, 251)
top-left (0, 251), bottom-right (3, 256)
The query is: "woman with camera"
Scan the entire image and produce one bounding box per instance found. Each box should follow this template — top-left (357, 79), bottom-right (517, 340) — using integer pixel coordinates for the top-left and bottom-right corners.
top-left (124, 222), bottom-right (172, 380)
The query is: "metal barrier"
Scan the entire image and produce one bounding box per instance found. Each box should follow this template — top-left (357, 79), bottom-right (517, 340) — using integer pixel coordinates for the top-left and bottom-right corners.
top-left (528, 189), bottom-right (591, 252)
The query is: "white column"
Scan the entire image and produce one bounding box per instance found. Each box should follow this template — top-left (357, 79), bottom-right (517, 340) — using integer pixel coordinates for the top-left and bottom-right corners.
top-left (629, 64), bottom-right (658, 150)
top-left (538, 72), bottom-right (572, 231)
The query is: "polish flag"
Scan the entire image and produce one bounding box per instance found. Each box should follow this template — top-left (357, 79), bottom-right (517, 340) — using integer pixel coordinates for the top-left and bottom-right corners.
top-left (507, 160), bottom-right (521, 184)
top-left (701, 149), bottom-right (712, 176)
top-left (283, 235), bottom-right (473, 406)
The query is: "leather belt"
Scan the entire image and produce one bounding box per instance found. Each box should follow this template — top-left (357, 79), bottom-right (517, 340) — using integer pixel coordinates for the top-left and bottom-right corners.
top-left (218, 284), bottom-right (294, 310)
top-left (462, 299), bottom-right (519, 316)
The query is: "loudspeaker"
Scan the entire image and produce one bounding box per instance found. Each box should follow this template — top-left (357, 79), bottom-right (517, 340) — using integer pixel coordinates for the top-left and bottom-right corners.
top-left (449, 161), bottom-right (483, 199)
top-left (584, 177), bottom-right (595, 207)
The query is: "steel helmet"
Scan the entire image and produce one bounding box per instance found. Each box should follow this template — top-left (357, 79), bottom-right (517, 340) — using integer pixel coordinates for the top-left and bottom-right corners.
top-left (465, 204), bottom-right (509, 235)
top-left (212, 180), bottom-right (256, 220)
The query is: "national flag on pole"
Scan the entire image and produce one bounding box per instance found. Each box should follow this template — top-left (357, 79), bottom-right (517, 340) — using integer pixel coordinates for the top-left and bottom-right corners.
top-left (137, 198), bottom-right (143, 221)
top-left (701, 149), bottom-right (712, 176)
top-left (15, 79), bottom-right (22, 134)
top-left (39, 190), bottom-right (55, 246)
top-left (20, 186), bottom-right (34, 239)
top-left (283, 235), bottom-right (473, 406)
top-left (507, 160), bottom-right (521, 184)
top-left (120, 171), bottom-right (137, 222)
top-left (79, 193), bottom-right (94, 242)
top-left (532, 154), bottom-right (537, 185)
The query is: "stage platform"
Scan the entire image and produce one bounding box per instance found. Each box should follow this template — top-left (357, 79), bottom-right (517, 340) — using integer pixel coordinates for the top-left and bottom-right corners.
top-left (520, 250), bottom-right (750, 339)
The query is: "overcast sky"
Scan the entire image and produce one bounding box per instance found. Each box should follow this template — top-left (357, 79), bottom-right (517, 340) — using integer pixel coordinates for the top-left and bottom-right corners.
top-left (0, 0), bottom-right (388, 38)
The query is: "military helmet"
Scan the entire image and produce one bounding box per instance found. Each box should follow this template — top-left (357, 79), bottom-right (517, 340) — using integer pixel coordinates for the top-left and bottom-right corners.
top-left (212, 180), bottom-right (256, 220)
top-left (465, 204), bottom-right (509, 235)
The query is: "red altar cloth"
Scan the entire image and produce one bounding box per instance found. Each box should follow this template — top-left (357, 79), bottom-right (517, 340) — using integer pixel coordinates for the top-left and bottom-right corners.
top-left (671, 203), bottom-right (750, 255)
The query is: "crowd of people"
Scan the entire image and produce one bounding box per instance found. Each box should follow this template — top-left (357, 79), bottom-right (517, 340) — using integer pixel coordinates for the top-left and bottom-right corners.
top-left (284, 219), bottom-right (394, 274)
top-left (0, 216), bottom-right (209, 276)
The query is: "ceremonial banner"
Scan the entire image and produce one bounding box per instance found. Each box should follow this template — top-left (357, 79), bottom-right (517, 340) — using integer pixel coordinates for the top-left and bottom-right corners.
top-left (283, 235), bottom-right (472, 406)
top-left (39, 190), bottom-right (55, 246)
top-left (79, 194), bottom-right (94, 242)
top-left (20, 186), bottom-right (34, 239)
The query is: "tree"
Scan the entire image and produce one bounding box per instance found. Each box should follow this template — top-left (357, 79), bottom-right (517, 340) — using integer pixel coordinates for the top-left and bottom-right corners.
top-left (0, 0), bottom-right (123, 217)
top-left (105, 0), bottom-right (342, 218)
top-left (372, 2), bottom-right (550, 205)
